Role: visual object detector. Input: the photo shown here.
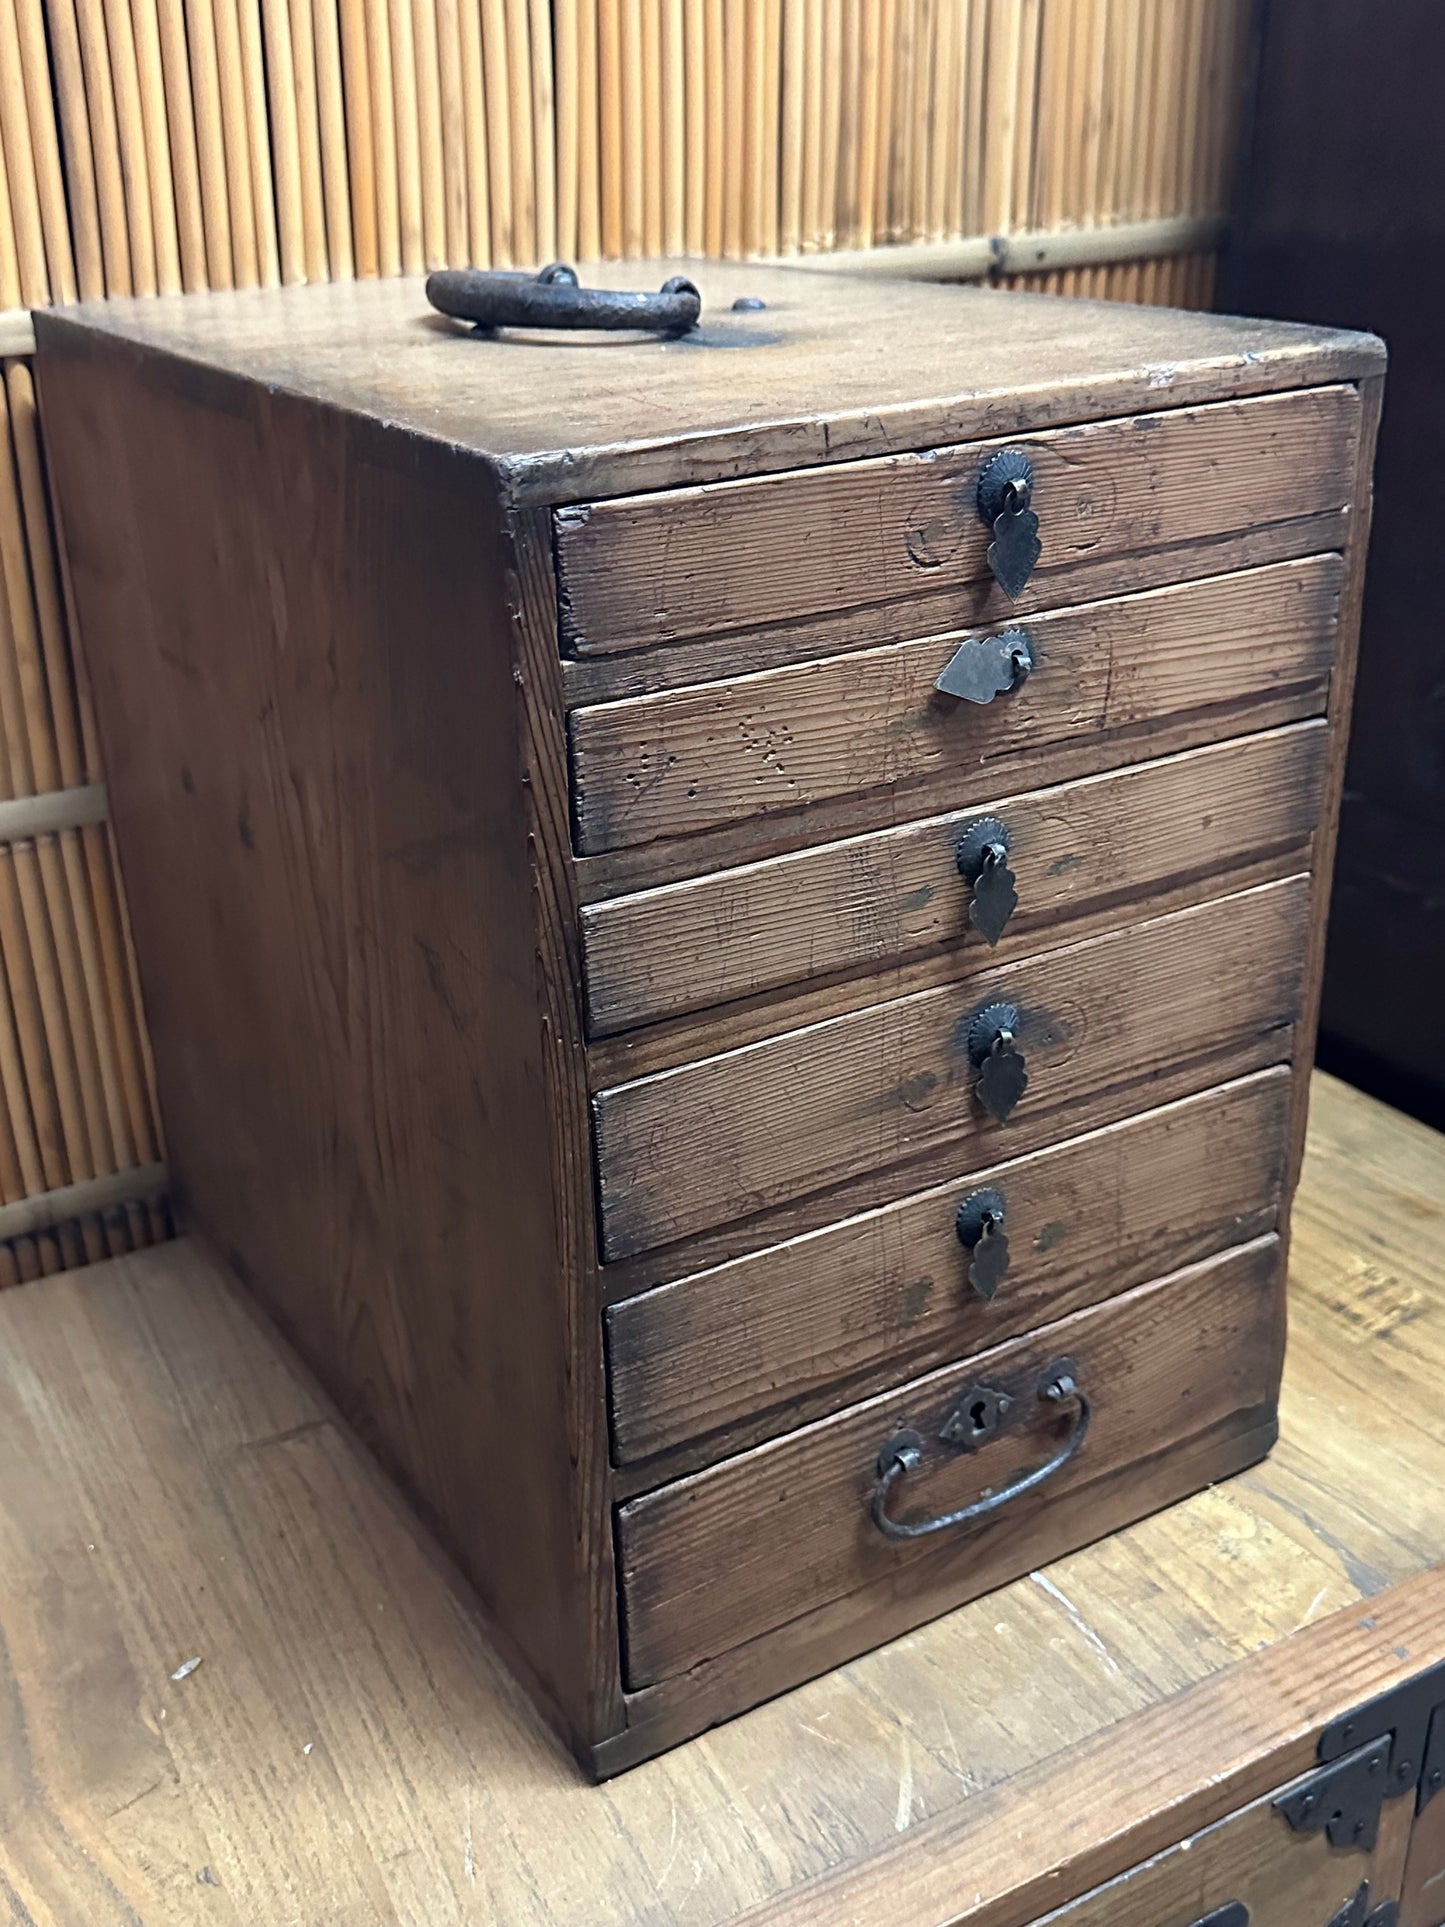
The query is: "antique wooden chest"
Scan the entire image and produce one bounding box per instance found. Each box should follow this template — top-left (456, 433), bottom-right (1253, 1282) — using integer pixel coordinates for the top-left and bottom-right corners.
top-left (35, 261), bottom-right (1384, 1775)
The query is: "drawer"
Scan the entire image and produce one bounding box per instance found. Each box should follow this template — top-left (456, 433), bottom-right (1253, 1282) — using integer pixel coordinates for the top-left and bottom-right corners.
top-left (581, 721), bottom-right (1327, 1035)
top-left (617, 1234), bottom-right (1283, 1687)
top-left (1028, 1752), bottom-right (1409, 1926)
top-left (605, 1068), bottom-right (1290, 1466)
top-left (555, 385), bottom-right (1360, 657)
top-left (592, 874), bottom-right (1310, 1262)
top-left (568, 554), bottom-right (1342, 855)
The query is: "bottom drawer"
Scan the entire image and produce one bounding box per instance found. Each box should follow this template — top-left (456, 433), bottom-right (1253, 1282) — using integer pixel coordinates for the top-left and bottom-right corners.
top-left (1030, 1747), bottom-right (1412, 1926)
top-left (618, 1235), bottom-right (1283, 1689)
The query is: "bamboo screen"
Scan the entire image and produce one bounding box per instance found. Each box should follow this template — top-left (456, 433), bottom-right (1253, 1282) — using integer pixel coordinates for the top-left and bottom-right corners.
top-left (0, 0), bottom-right (1255, 1279)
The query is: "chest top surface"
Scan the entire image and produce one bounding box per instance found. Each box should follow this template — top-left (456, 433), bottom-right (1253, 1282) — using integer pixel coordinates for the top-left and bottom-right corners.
top-left (35, 259), bottom-right (1383, 504)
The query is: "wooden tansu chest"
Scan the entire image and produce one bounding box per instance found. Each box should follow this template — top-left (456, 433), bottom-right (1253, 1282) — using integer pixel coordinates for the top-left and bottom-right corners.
top-left (36, 263), bottom-right (1384, 1776)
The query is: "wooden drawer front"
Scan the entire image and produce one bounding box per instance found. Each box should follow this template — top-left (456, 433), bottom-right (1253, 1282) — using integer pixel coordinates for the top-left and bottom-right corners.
top-left (1028, 1752), bottom-right (1409, 1926)
top-left (582, 722), bottom-right (1327, 1035)
top-left (555, 385), bottom-right (1360, 656)
top-left (606, 1069), bottom-right (1290, 1467)
top-left (569, 556), bottom-right (1341, 855)
top-left (593, 874), bottom-right (1309, 1262)
top-left (618, 1235), bottom-right (1283, 1687)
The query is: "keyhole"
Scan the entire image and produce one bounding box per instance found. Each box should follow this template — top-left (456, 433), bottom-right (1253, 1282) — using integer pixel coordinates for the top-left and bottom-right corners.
top-left (969, 1399), bottom-right (989, 1431)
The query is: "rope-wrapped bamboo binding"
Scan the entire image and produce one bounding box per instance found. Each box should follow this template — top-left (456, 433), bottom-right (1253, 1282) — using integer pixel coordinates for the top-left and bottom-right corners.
top-left (0, 0), bottom-right (1256, 1283)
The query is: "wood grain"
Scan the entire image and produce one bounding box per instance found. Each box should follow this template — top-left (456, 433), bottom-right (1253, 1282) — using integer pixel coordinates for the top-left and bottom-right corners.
top-left (618, 1235), bottom-right (1284, 1686)
top-left (594, 875), bottom-right (1309, 1260)
top-left (569, 557), bottom-right (1341, 855)
top-left (33, 267), bottom-right (1385, 506)
top-left (1400, 1782), bottom-right (1445, 1927)
top-left (582, 722), bottom-right (1327, 1036)
top-left (0, 1076), bottom-right (1441, 1908)
top-left (36, 331), bottom-right (618, 1754)
top-left (1002, 1758), bottom-right (1413, 1925)
top-left (555, 385), bottom-right (1360, 654)
top-left (560, 509), bottom-right (1351, 712)
top-left (606, 1067), bottom-right (1291, 1469)
top-left (32, 282), bottom-right (1381, 1777)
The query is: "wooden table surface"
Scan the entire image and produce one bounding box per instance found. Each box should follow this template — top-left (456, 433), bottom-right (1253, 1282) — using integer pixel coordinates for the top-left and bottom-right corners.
top-left (2, 1071), bottom-right (1443, 1927)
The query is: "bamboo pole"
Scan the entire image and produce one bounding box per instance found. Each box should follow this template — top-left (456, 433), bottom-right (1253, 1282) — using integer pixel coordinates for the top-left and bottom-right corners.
top-left (596, 0), bottom-right (621, 256)
top-left (129, 0), bottom-right (184, 291)
top-left (211, 0), bottom-right (260, 285)
top-left (576, 0), bottom-right (600, 258)
top-left (72, 0), bottom-right (135, 292)
top-left (337, 0), bottom-right (379, 273)
top-left (799, 0), bottom-right (821, 248)
top-left (181, 0), bottom-right (235, 285)
top-left (528, 0), bottom-right (555, 260)
top-left (816, 0), bottom-right (841, 246)
top-left (906, 0), bottom-right (929, 243)
top-left (923, 0), bottom-right (952, 241)
top-left (778, 0), bottom-right (803, 252)
top-left (699, 0), bottom-right (721, 254)
top-left (457, 0), bottom-right (491, 264)
top-left (502, 0), bottom-right (534, 264)
top-left (260, 0), bottom-right (308, 280)
top-left (682, 0), bottom-right (705, 254)
top-left (389, 0), bottom-right (425, 271)
top-left (554, 0), bottom-right (580, 259)
top-left (313, 0), bottom-right (354, 275)
top-left (643, 0), bottom-right (666, 254)
top-left (0, 0), bottom-right (52, 306)
top-left (859, 0), bottom-right (882, 246)
top-left (641, 0), bottom-right (662, 255)
top-left (620, 0), bottom-right (643, 252)
top-left (43, 0), bottom-right (105, 297)
top-left (414, 0), bottom-right (448, 266)
top-left (721, 0), bottom-right (744, 255)
top-left (871, 0), bottom-right (895, 241)
top-left (152, 0), bottom-right (209, 288)
top-left (94, 0), bottom-right (157, 296)
top-left (10, 0), bottom-right (78, 301)
top-left (759, 0), bottom-right (782, 255)
top-left (661, 0), bottom-right (684, 254)
top-left (365, 0), bottom-right (402, 274)
top-left (290, 0), bottom-right (334, 279)
top-left (236, 0), bottom-right (282, 283)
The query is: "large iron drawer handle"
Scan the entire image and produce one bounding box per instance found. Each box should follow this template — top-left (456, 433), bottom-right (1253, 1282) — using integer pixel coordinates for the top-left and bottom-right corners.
top-left (425, 261), bottom-right (702, 334)
top-left (870, 1359), bottom-right (1090, 1542)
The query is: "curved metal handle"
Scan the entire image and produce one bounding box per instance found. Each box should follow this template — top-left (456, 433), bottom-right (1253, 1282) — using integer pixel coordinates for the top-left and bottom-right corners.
top-left (425, 261), bottom-right (702, 333)
top-left (870, 1360), bottom-right (1090, 1542)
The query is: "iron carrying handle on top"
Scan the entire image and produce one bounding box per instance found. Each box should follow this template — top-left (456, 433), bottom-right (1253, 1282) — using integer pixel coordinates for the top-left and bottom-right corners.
top-left (425, 262), bottom-right (702, 333)
top-left (870, 1359), bottom-right (1090, 1541)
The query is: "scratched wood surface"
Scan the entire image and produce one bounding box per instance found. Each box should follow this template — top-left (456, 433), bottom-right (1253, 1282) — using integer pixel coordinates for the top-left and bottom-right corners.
top-left (581, 717), bottom-right (1328, 1037)
top-left (556, 386), bottom-right (1358, 656)
top-left (606, 1069), bottom-right (1292, 1472)
top-left (593, 875), bottom-right (1309, 1263)
top-left (0, 1073), bottom-right (1442, 1925)
top-left (568, 557), bottom-right (1341, 856)
top-left (34, 271), bottom-right (1385, 506)
top-left (1032, 1762), bottom-right (1414, 1925)
top-left (618, 1236), bottom-right (1284, 1688)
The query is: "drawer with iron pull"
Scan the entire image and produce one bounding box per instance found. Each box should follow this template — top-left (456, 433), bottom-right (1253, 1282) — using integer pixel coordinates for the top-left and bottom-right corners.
top-left (567, 555), bottom-right (1341, 857)
top-left (605, 1067), bottom-right (1290, 1469)
top-left (581, 721), bottom-right (1327, 1038)
top-left (591, 873), bottom-right (1309, 1264)
top-left (555, 385), bottom-right (1360, 659)
top-left (617, 1234), bottom-right (1283, 1688)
